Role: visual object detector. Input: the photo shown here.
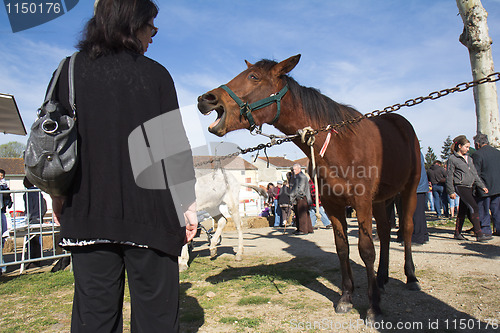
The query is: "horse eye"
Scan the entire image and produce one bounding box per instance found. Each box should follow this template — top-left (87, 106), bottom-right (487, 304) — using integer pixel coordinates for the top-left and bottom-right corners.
top-left (248, 74), bottom-right (259, 81)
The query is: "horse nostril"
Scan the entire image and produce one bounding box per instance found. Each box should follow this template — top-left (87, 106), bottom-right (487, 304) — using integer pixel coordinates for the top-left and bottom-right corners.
top-left (200, 93), bottom-right (217, 104)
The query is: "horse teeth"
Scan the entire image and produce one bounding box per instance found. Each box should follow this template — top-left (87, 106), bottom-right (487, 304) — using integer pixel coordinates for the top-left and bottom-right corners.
top-left (207, 110), bottom-right (213, 115)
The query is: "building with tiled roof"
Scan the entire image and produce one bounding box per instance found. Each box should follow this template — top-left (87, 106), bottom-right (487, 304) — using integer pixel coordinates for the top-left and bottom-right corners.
top-left (251, 156), bottom-right (296, 183)
top-left (0, 157), bottom-right (25, 190)
top-left (193, 156), bottom-right (262, 215)
top-left (294, 157), bottom-right (309, 169)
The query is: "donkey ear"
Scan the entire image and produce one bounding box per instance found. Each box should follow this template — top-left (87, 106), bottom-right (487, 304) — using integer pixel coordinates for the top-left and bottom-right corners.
top-left (245, 60), bottom-right (254, 68)
top-left (272, 54), bottom-right (301, 77)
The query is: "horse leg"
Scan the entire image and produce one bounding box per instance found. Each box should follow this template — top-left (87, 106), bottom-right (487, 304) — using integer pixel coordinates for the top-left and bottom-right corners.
top-left (179, 243), bottom-right (190, 272)
top-left (329, 207), bottom-right (354, 313)
top-left (372, 201), bottom-right (391, 291)
top-left (400, 188), bottom-right (420, 291)
top-left (356, 204), bottom-right (383, 320)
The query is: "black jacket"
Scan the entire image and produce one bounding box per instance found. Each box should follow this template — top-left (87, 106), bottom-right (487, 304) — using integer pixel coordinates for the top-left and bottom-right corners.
top-left (427, 164), bottom-right (447, 185)
top-left (472, 145), bottom-right (500, 197)
top-left (54, 51), bottom-right (195, 256)
top-left (290, 172), bottom-right (312, 205)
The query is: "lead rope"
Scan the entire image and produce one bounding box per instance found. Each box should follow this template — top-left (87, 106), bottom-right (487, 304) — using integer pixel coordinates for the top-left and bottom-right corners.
top-left (299, 127), bottom-right (321, 221)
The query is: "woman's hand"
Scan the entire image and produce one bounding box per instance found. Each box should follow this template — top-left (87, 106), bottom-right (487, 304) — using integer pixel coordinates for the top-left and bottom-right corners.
top-left (50, 196), bottom-right (66, 226)
top-left (184, 201), bottom-right (198, 244)
top-left (483, 188), bottom-right (489, 194)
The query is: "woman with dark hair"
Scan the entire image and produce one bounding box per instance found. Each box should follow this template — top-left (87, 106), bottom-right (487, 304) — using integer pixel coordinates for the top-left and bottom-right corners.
top-left (446, 135), bottom-right (491, 242)
top-left (50, 0), bottom-right (197, 331)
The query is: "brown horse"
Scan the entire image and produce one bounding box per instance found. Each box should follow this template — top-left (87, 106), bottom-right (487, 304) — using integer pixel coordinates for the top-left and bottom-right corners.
top-left (197, 54), bottom-right (421, 319)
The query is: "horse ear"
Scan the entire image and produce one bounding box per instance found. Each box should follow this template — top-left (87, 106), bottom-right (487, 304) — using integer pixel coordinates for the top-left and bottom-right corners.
top-left (272, 54), bottom-right (301, 77)
top-left (245, 60), bottom-right (253, 68)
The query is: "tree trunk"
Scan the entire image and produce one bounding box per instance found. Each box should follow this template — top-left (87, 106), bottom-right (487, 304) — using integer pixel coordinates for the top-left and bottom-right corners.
top-left (456, 0), bottom-right (500, 147)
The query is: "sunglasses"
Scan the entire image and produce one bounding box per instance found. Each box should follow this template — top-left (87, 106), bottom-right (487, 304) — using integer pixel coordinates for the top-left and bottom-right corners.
top-left (147, 23), bottom-right (158, 37)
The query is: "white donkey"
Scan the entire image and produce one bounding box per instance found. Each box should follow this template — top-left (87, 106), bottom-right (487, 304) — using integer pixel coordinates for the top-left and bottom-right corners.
top-left (179, 168), bottom-right (243, 271)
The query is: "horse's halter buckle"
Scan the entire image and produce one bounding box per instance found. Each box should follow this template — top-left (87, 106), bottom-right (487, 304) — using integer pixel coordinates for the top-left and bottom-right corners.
top-left (219, 84), bottom-right (289, 131)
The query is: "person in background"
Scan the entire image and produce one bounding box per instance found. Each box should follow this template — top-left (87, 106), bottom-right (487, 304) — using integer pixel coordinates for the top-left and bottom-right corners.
top-left (471, 133), bottom-right (500, 236)
top-left (426, 182), bottom-right (434, 211)
top-left (23, 177), bottom-right (47, 262)
top-left (290, 164), bottom-right (313, 235)
top-left (308, 178), bottom-right (332, 229)
top-left (266, 183), bottom-right (276, 216)
top-left (0, 169), bottom-right (11, 275)
top-left (448, 193), bottom-right (460, 218)
top-left (273, 181), bottom-right (283, 227)
top-left (427, 160), bottom-right (449, 218)
top-left (446, 135), bottom-right (491, 242)
top-left (278, 174), bottom-right (293, 226)
top-left (412, 153), bottom-right (429, 245)
top-left (50, 1), bottom-right (197, 331)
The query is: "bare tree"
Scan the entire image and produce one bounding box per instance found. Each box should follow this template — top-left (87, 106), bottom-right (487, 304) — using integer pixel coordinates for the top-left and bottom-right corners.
top-left (456, 0), bottom-right (500, 147)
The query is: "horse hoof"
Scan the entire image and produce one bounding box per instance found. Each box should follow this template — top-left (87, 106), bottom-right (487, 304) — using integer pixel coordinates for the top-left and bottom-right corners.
top-left (235, 253), bottom-right (243, 261)
top-left (406, 281), bottom-right (421, 291)
top-left (210, 248), bottom-right (217, 258)
top-left (335, 301), bottom-right (353, 314)
top-left (179, 263), bottom-right (189, 272)
top-left (366, 308), bottom-right (383, 324)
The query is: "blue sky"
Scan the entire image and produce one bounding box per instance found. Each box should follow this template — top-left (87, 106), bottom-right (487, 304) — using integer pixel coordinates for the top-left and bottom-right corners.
top-left (1, 0), bottom-right (500, 161)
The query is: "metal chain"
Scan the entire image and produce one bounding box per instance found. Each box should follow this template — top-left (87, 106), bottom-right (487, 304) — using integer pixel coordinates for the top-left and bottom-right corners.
top-left (194, 72), bottom-right (500, 167)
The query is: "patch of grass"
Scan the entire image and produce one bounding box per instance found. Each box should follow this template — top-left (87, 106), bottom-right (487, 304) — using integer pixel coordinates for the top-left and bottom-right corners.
top-left (237, 295), bottom-right (270, 305)
top-left (219, 316), bottom-right (263, 329)
top-left (0, 271), bottom-right (74, 296)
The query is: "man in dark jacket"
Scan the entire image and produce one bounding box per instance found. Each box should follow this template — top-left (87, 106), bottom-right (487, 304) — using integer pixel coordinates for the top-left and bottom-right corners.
top-left (472, 134), bottom-right (500, 236)
top-left (427, 161), bottom-right (449, 218)
top-left (290, 164), bottom-right (313, 235)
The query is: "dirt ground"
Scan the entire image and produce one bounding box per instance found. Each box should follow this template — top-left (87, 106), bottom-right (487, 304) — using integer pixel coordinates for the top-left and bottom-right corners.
top-left (190, 214), bottom-right (500, 332)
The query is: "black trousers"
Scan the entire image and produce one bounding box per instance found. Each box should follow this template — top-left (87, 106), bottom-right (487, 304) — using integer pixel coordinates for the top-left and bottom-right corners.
top-left (70, 244), bottom-right (179, 333)
top-left (412, 193), bottom-right (429, 244)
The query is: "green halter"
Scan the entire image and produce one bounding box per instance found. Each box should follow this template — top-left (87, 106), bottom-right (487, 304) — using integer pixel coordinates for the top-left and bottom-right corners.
top-left (219, 84), bottom-right (289, 131)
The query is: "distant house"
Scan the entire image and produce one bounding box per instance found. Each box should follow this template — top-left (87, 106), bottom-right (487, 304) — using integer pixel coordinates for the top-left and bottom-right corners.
top-left (294, 157), bottom-right (309, 170)
top-left (252, 156), bottom-right (297, 183)
top-left (193, 156), bottom-right (262, 215)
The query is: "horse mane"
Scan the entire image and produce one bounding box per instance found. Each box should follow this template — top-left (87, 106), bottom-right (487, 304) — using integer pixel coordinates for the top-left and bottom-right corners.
top-left (254, 59), bottom-right (362, 131)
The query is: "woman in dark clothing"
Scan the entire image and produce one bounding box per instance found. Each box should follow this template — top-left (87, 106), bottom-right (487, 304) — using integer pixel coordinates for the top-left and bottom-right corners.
top-left (50, 1), bottom-right (197, 331)
top-left (446, 135), bottom-right (491, 242)
top-left (278, 172), bottom-right (293, 226)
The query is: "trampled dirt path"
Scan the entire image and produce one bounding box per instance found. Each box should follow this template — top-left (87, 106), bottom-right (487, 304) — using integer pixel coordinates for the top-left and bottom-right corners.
top-left (190, 215), bottom-right (499, 332)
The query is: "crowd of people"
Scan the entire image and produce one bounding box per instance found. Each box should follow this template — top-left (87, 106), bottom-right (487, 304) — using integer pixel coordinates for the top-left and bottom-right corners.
top-left (260, 134), bottom-right (499, 244)
top-left (262, 163), bottom-right (333, 236)
top-left (426, 134), bottom-right (499, 241)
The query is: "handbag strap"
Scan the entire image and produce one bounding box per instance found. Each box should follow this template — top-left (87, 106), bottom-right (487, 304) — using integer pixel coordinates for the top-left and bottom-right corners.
top-left (43, 51), bottom-right (78, 117)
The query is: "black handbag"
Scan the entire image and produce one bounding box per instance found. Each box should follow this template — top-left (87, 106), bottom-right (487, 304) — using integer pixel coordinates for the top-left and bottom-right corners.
top-left (24, 52), bottom-right (78, 196)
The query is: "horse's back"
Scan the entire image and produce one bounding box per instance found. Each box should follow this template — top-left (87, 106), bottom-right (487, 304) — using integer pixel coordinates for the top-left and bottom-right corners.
top-left (368, 113), bottom-right (420, 201)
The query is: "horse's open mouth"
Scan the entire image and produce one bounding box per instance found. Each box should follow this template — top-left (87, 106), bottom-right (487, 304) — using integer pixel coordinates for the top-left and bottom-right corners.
top-left (207, 105), bottom-right (226, 134)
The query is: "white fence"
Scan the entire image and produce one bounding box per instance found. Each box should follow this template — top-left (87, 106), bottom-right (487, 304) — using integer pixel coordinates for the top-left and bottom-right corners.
top-left (1, 188), bottom-right (70, 274)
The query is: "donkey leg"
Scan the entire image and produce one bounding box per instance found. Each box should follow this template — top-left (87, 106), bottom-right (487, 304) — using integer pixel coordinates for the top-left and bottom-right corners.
top-left (400, 189), bottom-right (420, 291)
top-left (356, 207), bottom-right (383, 320)
top-left (329, 209), bottom-right (354, 313)
top-left (229, 205), bottom-right (244, 261)
top-left (179, 243), bottom-right (190, 272)
top-left (210, 214), bottom-right (226, 259)
top-left (372, 202), bottom-right (391, 291)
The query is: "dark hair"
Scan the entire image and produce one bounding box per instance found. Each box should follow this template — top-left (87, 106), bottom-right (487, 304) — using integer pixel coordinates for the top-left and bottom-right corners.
top-left (473, 133), bottom-right (489, 146)
top-left (433, 160), bottom-right (442, 165)
top-left (0, 169), bottom-right (5, 176)
top-left (78, 0), bottom-right (159, 59)
top-left (451, 135), bottom-right (470, 152)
